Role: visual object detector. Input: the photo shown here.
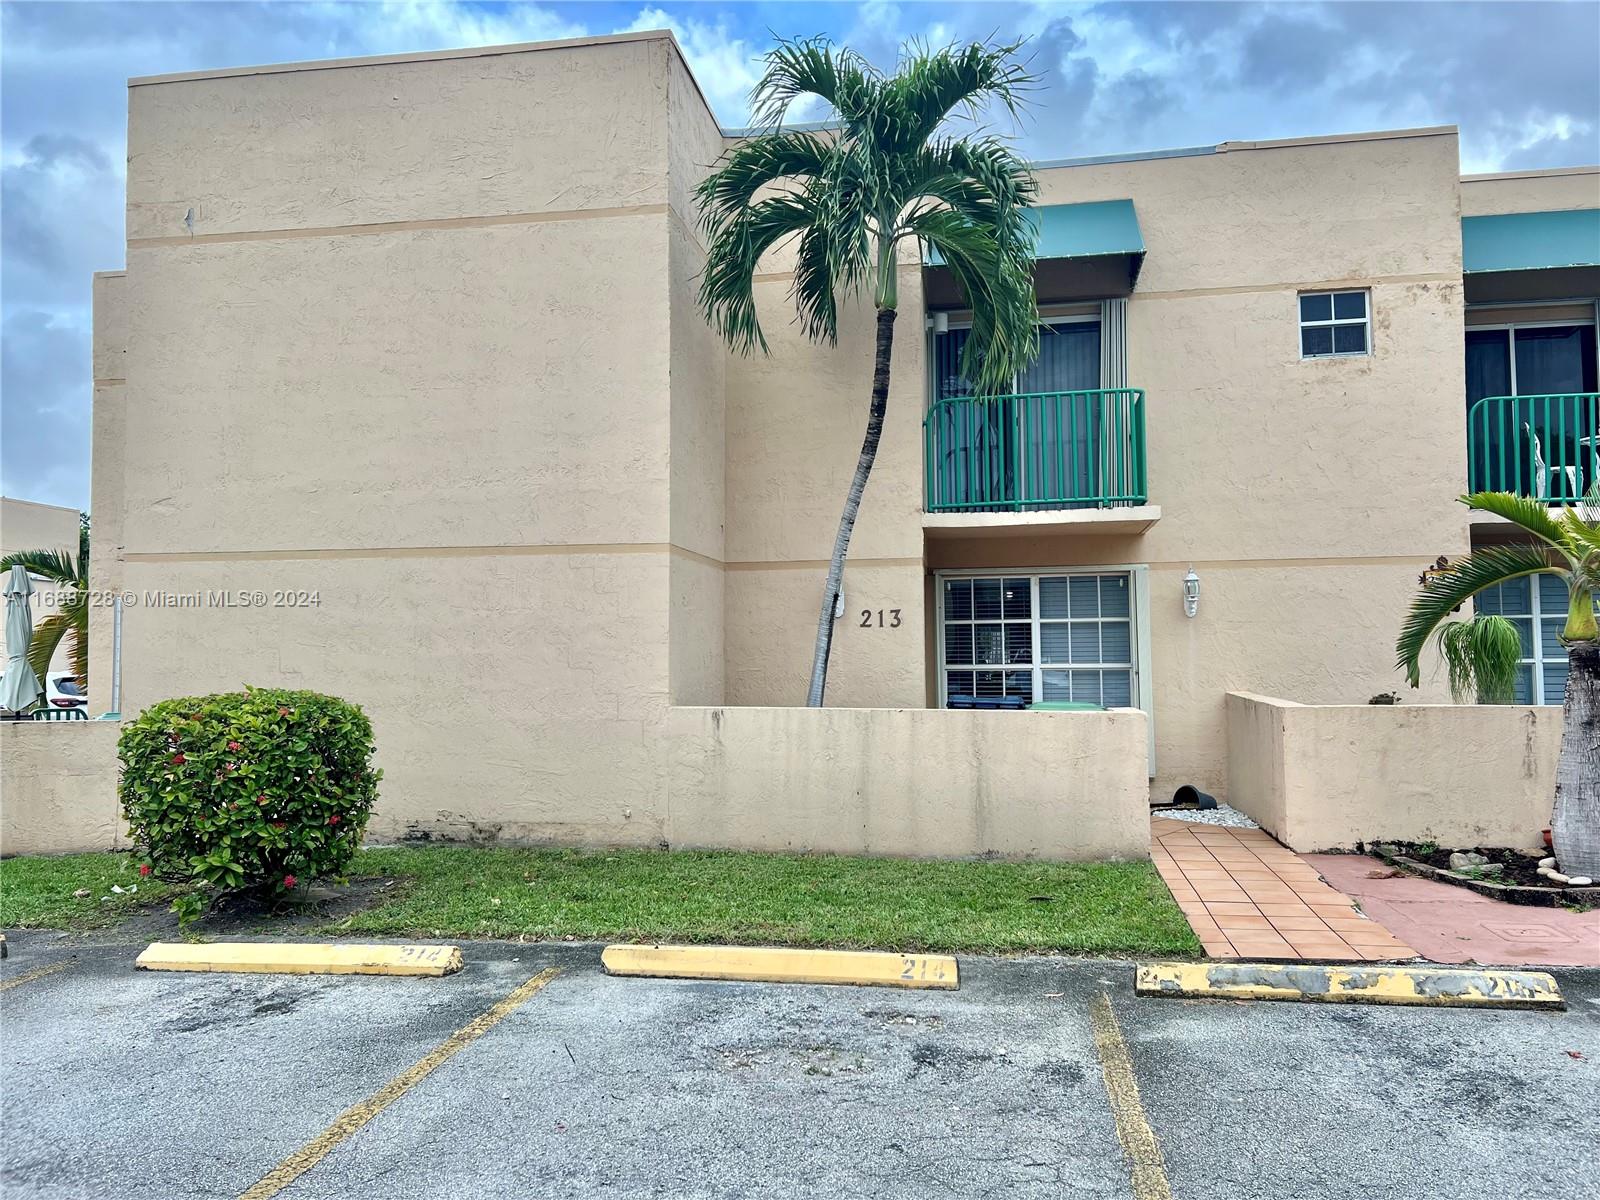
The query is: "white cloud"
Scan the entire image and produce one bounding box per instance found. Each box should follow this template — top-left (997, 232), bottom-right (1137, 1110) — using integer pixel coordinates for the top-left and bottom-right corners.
top-left (332, 1), bottom-right (589, 56)
top-left (624, 6), bottom-right (763, 126)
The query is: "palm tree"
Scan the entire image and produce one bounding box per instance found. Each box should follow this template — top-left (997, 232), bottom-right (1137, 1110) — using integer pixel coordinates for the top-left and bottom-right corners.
top-left (696, 37), bottom-right (1041, 706)
top-left (1, 513), bottom-right (89, 687)
top-left (1436, 614), bottom-right (1522, 704)
top-left (1397, 492), bottom-right (1600, 877)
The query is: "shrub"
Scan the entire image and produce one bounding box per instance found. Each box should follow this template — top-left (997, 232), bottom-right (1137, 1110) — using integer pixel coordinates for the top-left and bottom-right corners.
top-left (119, 687), bottom-right (381, 921)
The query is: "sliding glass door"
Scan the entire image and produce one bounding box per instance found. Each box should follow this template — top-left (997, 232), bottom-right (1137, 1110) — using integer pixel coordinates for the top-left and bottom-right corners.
top-left (1467, 323), bottom-right (1599, 499)
top-left (930, 317), bottom-right (1101, 510)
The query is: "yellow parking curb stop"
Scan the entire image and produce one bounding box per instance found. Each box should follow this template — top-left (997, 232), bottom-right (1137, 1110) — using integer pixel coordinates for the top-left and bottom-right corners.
top-left (135, 941), bottom-right (463, 977)
top-left (1136, 961), bottom-right (1563, 1010)
top-left (602, 943), bottom-right (959, 989)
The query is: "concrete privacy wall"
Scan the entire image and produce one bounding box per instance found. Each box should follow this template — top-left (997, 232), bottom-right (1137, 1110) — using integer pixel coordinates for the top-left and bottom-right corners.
top-left (0, 709), bottom-right (1148, 863)
top-left (0, 722), bottom-right (124, 856)
top-left (667, 707), bottom-right (1151, 860)
top-left (1225, 692), bottom-right (1559, 852)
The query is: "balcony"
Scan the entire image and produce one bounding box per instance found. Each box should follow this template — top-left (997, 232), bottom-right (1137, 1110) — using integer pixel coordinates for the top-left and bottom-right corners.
top-left (922, 389), bottom-right (1157, 536)
top-left (1467, 393), bottom-right (1600, 503)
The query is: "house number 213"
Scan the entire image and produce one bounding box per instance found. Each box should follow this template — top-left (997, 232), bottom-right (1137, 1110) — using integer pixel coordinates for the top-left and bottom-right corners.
top-left (859, 609), bottom-right (902, 628)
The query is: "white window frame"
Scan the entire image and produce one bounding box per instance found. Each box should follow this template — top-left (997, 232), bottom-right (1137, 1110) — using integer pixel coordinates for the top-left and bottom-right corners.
top-left (934, 564), bottom-right (1155, 774)
top-left (1478, 575), bottom-right (1582, 706)
top-left (1298, 289), bottom-right (1371, 359)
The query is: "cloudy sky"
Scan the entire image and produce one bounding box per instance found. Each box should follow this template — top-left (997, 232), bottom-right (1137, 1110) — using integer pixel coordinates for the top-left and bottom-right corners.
top-left (3, 1), bottom-right (1598, 512)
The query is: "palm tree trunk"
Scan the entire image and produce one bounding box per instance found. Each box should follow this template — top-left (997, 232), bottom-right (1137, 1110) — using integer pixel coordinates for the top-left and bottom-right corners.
top-left (807, 307), bottom-right (897, 707)
top-left (1553, 639), bottom-right (1600, 878)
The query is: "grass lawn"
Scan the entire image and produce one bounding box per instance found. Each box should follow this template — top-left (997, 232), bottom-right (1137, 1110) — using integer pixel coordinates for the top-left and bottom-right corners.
top-left (0, 846), bottom-right (1198, 957)
top-left (0, 852), bottom-right (181, 929)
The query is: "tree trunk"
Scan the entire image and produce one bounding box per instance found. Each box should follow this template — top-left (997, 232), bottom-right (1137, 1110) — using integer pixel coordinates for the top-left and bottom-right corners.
top-left (807, 307), bottom-right (897, 707)
top-left (1552, 639), bottom-right (1600, 879)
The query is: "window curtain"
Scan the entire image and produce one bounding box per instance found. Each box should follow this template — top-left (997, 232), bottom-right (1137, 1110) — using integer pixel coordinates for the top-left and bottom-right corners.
top-left (1018, 322), bottom-right (1101, 508)
top-left (931, 327), bottom-right (1010, 509)
top-left (1465, 330), bottom-right (1512, 492)
top-left (1516, 327), bottom-right (1598, 498)
top-left (931, 321), bottom-right (1103, 509)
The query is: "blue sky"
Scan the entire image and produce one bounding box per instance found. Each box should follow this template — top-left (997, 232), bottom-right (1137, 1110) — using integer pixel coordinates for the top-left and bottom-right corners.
top-left (3, 1), bottom-right (1598, 512)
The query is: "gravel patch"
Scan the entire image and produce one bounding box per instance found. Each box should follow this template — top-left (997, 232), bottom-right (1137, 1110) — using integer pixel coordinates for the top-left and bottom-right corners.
top-left (1152, 804), bottom-right (1259, 829)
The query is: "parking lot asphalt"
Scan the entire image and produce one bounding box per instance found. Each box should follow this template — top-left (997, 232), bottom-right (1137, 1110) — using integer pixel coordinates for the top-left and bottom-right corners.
top-left (2, 933), bottom-right (1597, 1200)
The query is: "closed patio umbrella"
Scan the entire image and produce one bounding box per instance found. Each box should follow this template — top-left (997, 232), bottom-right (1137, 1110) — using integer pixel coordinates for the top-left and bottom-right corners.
top-left (2, 564), bottom-right (44, 714)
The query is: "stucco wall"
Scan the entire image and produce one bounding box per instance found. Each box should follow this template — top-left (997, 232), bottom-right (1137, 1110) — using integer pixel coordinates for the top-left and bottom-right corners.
top-left (722, 260), bottom-right (928, 708)
top-left (1460, 167), bottom-right (1600, 216)
top-left (0, 721), bottom-right (124, 856)
top-left (1226, 692), bottom-right (1558, 851)
top-left (105, 34), bottom-right (709, 847)
top-left (667, 706), bottom-right (1151, 859)
top-left (921, 128), bottom-right (1468, 802)
top-left (666, 51), bottom-right (727, 706)
top-left (89, 270), bottom-right (128, 715)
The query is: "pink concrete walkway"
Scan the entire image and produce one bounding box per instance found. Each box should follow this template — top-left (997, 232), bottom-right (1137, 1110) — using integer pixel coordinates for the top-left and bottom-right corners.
top-left (1152, 820), bottom-right (1416, 961)
top-left (1310, 854), bottom-right (1600, 968)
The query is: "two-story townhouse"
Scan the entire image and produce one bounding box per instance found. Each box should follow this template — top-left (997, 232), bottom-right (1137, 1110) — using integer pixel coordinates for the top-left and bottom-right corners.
top-left (88, 31), bottom-right (1599, 846)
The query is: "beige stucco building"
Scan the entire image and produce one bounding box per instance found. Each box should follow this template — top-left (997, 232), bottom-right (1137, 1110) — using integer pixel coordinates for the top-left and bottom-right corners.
top-left (86, 31), bottom-right (1600, 850)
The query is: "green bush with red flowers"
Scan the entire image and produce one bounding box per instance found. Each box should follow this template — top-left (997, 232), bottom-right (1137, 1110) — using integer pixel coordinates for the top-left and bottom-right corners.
top-left (118, 687), bottom-right (381, 922)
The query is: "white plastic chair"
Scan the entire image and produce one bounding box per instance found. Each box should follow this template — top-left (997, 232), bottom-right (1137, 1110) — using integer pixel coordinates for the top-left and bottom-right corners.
top-left (1526, 423), bottom-right (1578, 501)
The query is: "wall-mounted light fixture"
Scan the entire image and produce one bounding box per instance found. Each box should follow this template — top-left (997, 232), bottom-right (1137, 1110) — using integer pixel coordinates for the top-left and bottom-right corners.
top-left (1183, 568), bottom-right (1200, 619)
top-left (932, 311), bottom-right (949, 334)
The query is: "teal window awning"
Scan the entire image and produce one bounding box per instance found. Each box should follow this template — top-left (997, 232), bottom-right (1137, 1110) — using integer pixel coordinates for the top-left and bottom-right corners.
top-left (925, 199), bottom-right (1144, 266)
top-left (1033, 199), bottom-right (1144, 261)
top-left (1462, 209), bottom-right (1600, 274)
top-left (923, 199), bottom-right (1145, 303)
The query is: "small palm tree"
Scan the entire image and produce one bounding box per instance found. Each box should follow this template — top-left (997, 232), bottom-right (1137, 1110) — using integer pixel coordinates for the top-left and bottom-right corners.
top-left (1398, 492), bottom-right (1600, 877)
top-left (1, 513), bottom-right (89, 687)
top-left (1437, 614), bottom-right (1522, 704)
top-left (697, 37), bottom-right (1041, 706)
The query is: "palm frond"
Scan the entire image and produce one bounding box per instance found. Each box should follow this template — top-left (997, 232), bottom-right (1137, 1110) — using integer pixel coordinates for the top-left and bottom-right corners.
top-left (697, 193), bottom-right (825, 354)
top-left (1461, 491), bottom-right (1566, 548)
top-left (0, 548), bottom-right (81, 587)
top-left (26, 612), bottom-right (71, 683)
top-left (695, 132), bottom-right (834, 229)
top-left (790, 223), bottom-right (845, 343)
top-left (1555, 503), bottom-right (1600, 569)
top-left (907, 206), bottom-right (1038, 393)
top-left (700, 37), bottom-right (1038, 375)
top-left (881, 40), bottom-right (1037, 148)
top-left (748, 36), bottom-right (878, 130)
top-left (900, 138), bottom-right (1038, 238)
top-left (71, 618), bottom-right (88, 684)
top-left (1397, 544), bottom-right (1560, 686)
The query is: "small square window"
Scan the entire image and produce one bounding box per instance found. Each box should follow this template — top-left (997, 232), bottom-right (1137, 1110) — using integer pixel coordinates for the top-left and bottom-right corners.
top-left (1299, 289), bottom-right (1370, 359)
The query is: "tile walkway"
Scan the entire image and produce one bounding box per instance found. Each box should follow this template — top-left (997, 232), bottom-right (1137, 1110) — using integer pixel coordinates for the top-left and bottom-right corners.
top-left (1152, 820), bottom-right (1418, 961)
top-left (1310, 853), bottom-right (1600, 968)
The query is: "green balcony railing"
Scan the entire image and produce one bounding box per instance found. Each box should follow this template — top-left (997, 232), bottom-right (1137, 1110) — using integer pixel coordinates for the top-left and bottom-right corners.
top-left (923, 388), bottom-right (1147, 513)
top-left (1467, 393), bottom-right (1600, 503)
